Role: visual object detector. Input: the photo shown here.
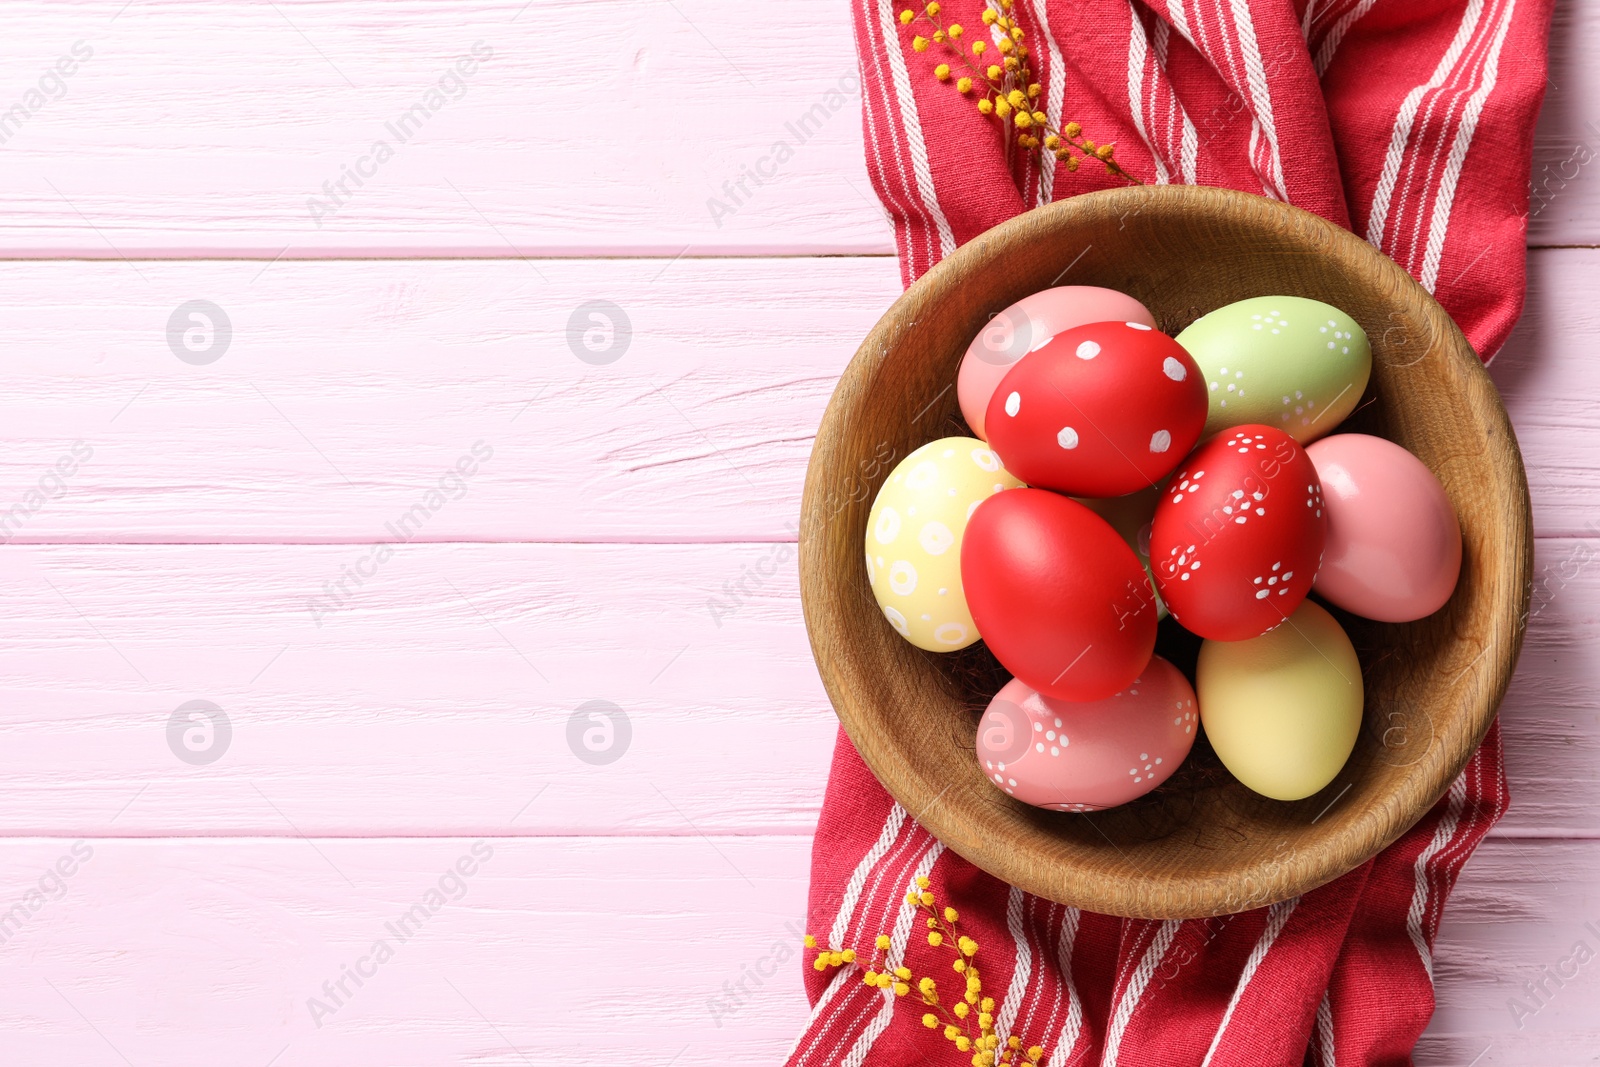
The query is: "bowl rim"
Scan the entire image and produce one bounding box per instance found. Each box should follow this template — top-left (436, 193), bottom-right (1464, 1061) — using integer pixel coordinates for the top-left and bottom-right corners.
top-left (799, 185), bottom-right (1532, 919)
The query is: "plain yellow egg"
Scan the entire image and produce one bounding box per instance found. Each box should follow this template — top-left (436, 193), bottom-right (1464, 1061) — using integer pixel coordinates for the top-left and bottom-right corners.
top-left (865, 436), bottom-right (1023, 651)
top-left (1197, 599), bottom-right (1363, 800)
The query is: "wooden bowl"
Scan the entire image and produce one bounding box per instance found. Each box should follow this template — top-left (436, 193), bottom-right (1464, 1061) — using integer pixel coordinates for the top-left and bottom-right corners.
top-left (799, 186), bottom-right (1531, 919)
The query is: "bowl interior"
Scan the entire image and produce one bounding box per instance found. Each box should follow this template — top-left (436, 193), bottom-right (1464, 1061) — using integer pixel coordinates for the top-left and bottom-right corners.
top-left (799, 186), bottom-right (1531, 919)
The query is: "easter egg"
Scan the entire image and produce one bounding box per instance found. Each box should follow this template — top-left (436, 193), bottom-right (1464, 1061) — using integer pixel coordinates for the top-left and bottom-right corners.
top-left (1307, 433), bottom-right (1461, 622)
top-left (1197, 599), bottom-right (1363, 801)
top-left (975, 658), bottom-right (1198, 811)
top-left (962, 488), bottom-right (1158, 701)
top-left (1175, 295), bottom-right (1371, 444)
top-left (866, 437), bottom-right (1024, 651)
top-left (1076, 484), bottom-right (1167, 619)
top-left (984, 321), bottom-right (1207, 497)
top-left (1151, 425), bottom-right (1326, 641)
top-left (958, 286), bottom-right (1157, 439)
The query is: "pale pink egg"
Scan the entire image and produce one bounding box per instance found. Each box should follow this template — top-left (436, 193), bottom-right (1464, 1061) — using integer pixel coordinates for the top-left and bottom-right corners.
top-left (1307, 433), bottom-right (1461, 622)
top-left (974, 657), bottom-right (1197, 812)
top-left (958, 286), bottom-right (1156, 439)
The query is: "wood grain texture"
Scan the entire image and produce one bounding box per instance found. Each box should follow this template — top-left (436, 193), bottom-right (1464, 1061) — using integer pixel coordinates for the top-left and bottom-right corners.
top-left (1423, 839), bottom-right (1600, 1063)
top-left (0, 0), bottom-right (1591, 256)
top-left (0, 0), bottom-right (888, 257)
top-left (0, 248), bottom-right (1592, 544)
top-left (1489, 248), bottom-right (1600, 537)
top-left (0, 835), bottom-right (1587, 1065)
top-left (802, 187), bottom-right (1531, 919)
top-left (0, 0), bottom-right (1589, 1059)
top-left (0, 542), bottom-right (834, 835)
top-left (1494, 538), bottom-right (1600, 837)
top-left (0, 257), bottom-right (899, 543)
top-left (0, 836), bottom-right (814, 1066)
top-left (1526, 0), bottom-right (1600, 248)
top-left (0, 532), bottom-right (1592, 839)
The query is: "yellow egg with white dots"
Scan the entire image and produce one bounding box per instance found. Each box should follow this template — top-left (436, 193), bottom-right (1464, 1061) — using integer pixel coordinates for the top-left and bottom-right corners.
top-left (865, 437), bottom-right (1023, 651)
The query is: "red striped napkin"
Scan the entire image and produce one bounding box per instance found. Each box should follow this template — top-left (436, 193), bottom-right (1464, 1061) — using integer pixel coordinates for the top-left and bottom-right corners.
top-left (791, 2), bottom-right (1552, 1064)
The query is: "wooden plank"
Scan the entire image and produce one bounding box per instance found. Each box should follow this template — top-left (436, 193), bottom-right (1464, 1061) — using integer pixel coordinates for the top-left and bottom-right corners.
top-left (1416, 1033), bottom-right (1600, 1067)
top-left (0, 248), bottom-right (1591, 544)
top-left (1491, 247), bottom-right (1600, 538)
top-left (0, 835), bottom-right (1586, 1063)
top-left (1527, 0), bottom-right (1600, 247)
top-left (0, 0), bottom-right (891, 257)
top-left (0, 542), bottom-right (835, 836)
top-left (0, 256), bottom-right (901, 543)
top-left (0, 836), bottom-right (814, 1065)
top-left (0, 535), bottom-right (1589, 838)
top-left (1423, 839), bottom-right (1600, 1061)
top-left (0, 0), bottom-right (1590, 257)
top-left (0, 1), bottom-right (1585, 1060)
top-left (1498, 531), bottom-right (1600, 836)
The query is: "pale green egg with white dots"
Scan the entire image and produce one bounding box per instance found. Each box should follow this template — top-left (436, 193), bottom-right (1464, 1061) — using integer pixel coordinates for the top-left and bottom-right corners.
top-left (1175, 295), bottom-right (1371, 444)
top-left (865, 436), bottom-right (1024, 652)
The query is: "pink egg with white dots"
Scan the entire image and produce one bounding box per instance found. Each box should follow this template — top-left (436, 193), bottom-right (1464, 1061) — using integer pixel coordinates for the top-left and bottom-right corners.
top-left (975, 657), bottom-right (1198, 812)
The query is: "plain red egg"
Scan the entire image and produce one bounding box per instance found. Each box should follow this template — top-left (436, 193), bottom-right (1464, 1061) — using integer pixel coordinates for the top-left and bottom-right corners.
top-left (1150, 425), bottom-right (1326, 641)
top-left (983, 320), bottom-right (1206, 497)
top-left (961, 488), bottom-right (1158, 701)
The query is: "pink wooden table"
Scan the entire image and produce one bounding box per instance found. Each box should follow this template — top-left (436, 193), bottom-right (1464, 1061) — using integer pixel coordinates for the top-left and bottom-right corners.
top-left (0, 1), bottom-right (1594, 1063)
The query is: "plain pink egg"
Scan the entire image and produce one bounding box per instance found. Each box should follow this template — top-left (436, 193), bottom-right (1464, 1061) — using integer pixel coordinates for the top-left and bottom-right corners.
top-left (974, 657), bottom-right (1197, 812)
top-left (1306, 433), bottom-right (1462, 622)
top-left (958, 286), bottom-right (1156, 439)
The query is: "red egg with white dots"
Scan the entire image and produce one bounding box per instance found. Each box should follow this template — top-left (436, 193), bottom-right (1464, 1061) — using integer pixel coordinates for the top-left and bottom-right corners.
top-left (1150, 424), bottom-right (1326, 640)
top-left (975, 658), bottom-right (1198, 812)
top-left (984, 320), bottom-right (1207, 497)
top-left (961, 488), bottom-right (1158, 701)
top-left (957, 286), bottom-right (1157, 439)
